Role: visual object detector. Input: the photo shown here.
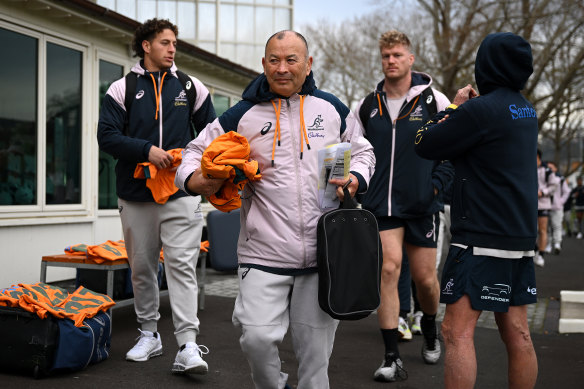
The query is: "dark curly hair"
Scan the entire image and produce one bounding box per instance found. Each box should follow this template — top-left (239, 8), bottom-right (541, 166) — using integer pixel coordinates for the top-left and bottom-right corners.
top-left (132, 18), bottom-right (178, 58)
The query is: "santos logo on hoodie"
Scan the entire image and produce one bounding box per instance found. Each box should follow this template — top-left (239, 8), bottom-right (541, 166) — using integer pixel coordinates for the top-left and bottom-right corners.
top-left (509, 104), bottom-right (537, 120)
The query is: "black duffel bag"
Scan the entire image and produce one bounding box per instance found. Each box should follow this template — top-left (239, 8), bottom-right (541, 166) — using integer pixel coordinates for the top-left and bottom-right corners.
top-left (317, 186), bottom-right (382, 320)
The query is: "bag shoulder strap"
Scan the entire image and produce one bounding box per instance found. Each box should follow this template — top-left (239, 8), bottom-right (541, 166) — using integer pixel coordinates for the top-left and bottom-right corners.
top-left (176, 69), bottom-right (197, 139)
top-left (421, 86), bottom-right (437, 117)
top-left (358, 92), bottom-right (375, 130)
top-left (123, 71), bottom-right (138, 135)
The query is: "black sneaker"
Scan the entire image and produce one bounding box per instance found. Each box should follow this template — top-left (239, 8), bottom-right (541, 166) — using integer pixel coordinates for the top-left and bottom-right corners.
top-left (373, 352), bottom-right (408, 382)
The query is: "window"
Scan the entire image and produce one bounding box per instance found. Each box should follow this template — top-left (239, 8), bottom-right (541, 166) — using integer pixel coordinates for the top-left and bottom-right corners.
top-left (213, 94), bottom-right (231, 116)
top-left (0, 25), bottom-right (85, 214)
top-left (98, 60), bottom-right (124, 210)
top-left (0, 28), bottom-right (37, 206)
top-left (45, 43), bottom-right (82, 205)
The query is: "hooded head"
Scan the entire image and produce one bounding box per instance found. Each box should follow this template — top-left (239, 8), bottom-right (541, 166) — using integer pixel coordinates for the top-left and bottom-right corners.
top-left (474, 32), bottom-right (533, 95)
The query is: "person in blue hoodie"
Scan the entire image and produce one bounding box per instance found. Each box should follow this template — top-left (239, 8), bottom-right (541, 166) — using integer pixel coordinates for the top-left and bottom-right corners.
top-left (415, 32), bottom-right (538, 389)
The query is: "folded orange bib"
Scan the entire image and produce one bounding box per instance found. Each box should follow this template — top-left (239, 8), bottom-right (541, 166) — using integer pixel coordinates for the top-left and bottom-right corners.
top-left (201, 132), bottom-right (261, 212)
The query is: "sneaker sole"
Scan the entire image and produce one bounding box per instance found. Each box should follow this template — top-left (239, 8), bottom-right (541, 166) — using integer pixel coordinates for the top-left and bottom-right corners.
top-left (172, 363), bottom-right (208, 375)
top-left (398, 332), bottom-right (413, 341)
top-left (126, 347), bottom-right (163, 362)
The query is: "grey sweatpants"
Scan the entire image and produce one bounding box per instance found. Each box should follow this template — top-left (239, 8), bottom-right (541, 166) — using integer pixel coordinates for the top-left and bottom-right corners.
top-left (119, 196), bottom-right (203, 347)
top-left (232, 268), bottom-right (338, 389)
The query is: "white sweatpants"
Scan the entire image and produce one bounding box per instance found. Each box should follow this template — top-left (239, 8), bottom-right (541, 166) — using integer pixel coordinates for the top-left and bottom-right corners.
top-left (119, 196), bottom-right (203, 347)
top-left (549, 209), bottom-right (564, 247)
top-left (232, 269), bottom-right (338, 389)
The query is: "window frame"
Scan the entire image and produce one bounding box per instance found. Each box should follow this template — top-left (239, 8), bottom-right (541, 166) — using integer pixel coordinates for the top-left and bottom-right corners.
top-left (0, 20), bottom-right (90, 222)
top-left (95, 50), bottom-right (133, 215)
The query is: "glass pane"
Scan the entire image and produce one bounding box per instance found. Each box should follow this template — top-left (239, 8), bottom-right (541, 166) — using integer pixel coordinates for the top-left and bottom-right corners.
top-left (274, 8), bottom-right (290, 31)
top-left (0, 28), bottom-right (38, 206)
top-left (236, 43), bottom-right (257, 71)
top-left (46, 43), bottom-right (82, 205)
top-left (137, 0), bottom-right (157, 23)
top-left (177, 1), bottom-right (196, 40)
top-left (219, 43), bottom-right (236, 62)
top-left (96, 0), bottom-right (115, 9)
top-left (198, 3), bottom-right (216, 40)
top-left (255, 7), bottom-right (273, 43)
top-left (98, 60), bottom-right (124, 210)
top-left (236, 5), bottom-right (254, 42)
top-left (219, 4), bottom-right (235, 41)
top-left (213, 94), bottom-right (230, 116)
top-left (158, 0), bottom-right (177, 24)
top-left (116, 0), bottom-right (136, 20)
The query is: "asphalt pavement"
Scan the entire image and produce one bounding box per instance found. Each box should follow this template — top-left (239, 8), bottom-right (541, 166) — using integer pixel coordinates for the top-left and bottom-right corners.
top-left (1, 236), bottom-right (583, 388)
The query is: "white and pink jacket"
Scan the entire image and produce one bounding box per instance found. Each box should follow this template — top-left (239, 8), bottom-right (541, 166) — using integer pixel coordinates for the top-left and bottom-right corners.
top-left (176, 73), bottom-right (375, 270)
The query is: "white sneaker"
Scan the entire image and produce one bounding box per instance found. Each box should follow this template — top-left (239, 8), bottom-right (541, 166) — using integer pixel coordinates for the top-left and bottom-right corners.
top-left (422, 337), bottom-right (441, 364)
top-left (410, 311), bottom-right (423, 335)
top-left (373, 352), bottom-right (407, 382)
top-left (126, 329), bottom-right (163, 362)
top-left (534, 254), bottom-right (545, 267)
top-left (398, 316), bottom-right (413, 341)
top-left (577, 232), bottom-right (583, 239)
top-left (544, 243), bottom-right (552, 254)
top-left (172, 342), bottom-right (209, 374)
top-left (553, 243), bottom-right (561, 255)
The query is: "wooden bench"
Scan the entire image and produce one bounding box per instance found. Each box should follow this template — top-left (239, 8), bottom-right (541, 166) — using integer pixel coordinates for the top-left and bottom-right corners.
top-left (40, 254), bottom-right (168, 310)
top-left (40, 252), bottom-right (208, 310)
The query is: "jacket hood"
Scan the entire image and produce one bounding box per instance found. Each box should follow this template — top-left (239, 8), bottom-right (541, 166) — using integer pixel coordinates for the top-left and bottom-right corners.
top-left (242, 71), bottom-right (317, 103)
top-left (475, 32), bottom-right (533, 95)
top-left (131, 60), bottom-right (178, 76)
top-left (375, 71), bottom-right (433, 101)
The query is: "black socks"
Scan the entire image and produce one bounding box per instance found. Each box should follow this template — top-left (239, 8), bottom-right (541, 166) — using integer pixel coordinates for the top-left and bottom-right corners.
top-left (381, 328), bottom-right (400, 357)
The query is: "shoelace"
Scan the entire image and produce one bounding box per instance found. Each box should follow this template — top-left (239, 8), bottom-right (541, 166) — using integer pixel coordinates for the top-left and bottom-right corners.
top-left (384, 354), bottom-right (408, 380)
top-left (135, 328), bottom-right (157, 342)
top-left (184, 344), bottom-right (210, 357)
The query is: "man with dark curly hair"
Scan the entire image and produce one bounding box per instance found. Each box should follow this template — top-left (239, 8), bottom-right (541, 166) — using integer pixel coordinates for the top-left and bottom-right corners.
top-left (97, 18), bottom-right (216, 375)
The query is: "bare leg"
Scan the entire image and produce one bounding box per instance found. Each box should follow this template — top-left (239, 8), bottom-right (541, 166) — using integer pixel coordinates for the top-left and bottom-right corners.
top-left (378, 228), bottom-right (405, 330)
top-left (495, 306), bottom-right (538, 389)
top-left (537, 216), bottom-right (548, 252)
top-left (441, 295), bottom-right (481, 389)
top-left (406, 243), bottom-right (439, 315)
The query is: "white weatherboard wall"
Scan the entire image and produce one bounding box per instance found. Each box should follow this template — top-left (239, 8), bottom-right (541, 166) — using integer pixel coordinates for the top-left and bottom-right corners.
top-left (0, 220), bottom-right (122, 288)
top-left (0, 1), bottom-right (253, 289)
top-left (559, 290), bottom-right (584, 333)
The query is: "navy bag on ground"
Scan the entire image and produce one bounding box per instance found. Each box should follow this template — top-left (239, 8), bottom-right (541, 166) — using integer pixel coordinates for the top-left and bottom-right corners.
top-left (316, 186), bottom-right (382, 320)
top-left (51, 310), bottom-right (112, 372)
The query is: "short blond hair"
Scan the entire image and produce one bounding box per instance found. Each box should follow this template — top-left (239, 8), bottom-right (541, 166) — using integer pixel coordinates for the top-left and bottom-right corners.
top-left (379, 30), bottom-right (411, 51)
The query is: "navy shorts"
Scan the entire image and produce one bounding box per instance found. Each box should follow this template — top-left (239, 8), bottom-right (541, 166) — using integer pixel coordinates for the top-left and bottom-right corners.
top-left (440, 246), bottom-right (537, 312)
top-left (377, 214), bottom-right (440, 248)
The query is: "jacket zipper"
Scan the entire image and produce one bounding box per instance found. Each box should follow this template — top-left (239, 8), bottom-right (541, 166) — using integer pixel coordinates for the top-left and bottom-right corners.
top-left (287, 97), bottom-right (308, 267)
top-left (383, 93), bottom-right (412, 217)
top-left (158, 73), bottom-right (163, 148)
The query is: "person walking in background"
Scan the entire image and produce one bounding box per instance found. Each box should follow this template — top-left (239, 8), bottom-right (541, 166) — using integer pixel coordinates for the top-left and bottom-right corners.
top-left (535, 150), bottom-right (560, 267)
top-left (546, 162), bottom-right (571, 254)
top-left (415, 32), bottom-right (539, 389)
top-left (97, 18), bottom-right (216, 374)
top-left (570, 176), bottom-right (584, 239)
top-left (176, 30), bottom-right (375, 389)
top-left (354, 30), bottom-right (453, 382)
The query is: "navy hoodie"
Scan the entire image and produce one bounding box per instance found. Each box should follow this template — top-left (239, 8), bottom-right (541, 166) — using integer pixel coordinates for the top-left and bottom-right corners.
top-left (415, 33), bottom-right (538, 251)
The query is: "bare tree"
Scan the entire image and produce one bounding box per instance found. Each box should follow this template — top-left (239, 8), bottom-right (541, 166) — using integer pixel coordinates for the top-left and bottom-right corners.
top-left (302, 0), bottom-right (584, 172)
